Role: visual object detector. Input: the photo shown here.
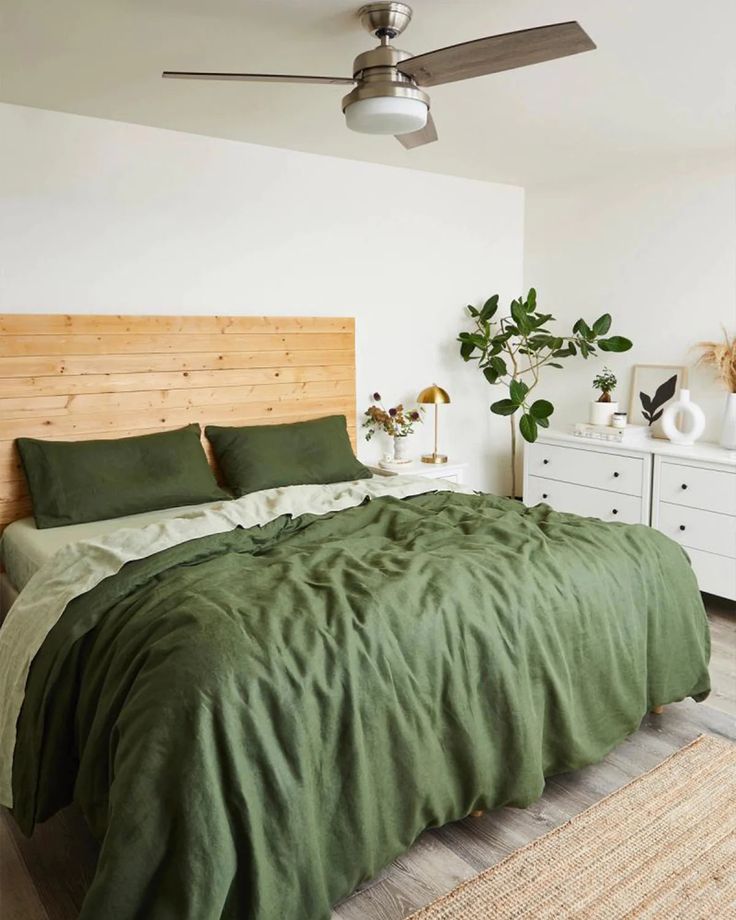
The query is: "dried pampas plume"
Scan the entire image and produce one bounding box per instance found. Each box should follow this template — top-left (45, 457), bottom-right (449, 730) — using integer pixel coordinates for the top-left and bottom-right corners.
top-left (696, 328), bottom-right (736, 393)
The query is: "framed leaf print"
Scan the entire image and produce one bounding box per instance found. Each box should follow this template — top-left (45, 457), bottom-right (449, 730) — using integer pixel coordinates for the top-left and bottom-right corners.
top-left (629, 364), bottom-right (688, 437)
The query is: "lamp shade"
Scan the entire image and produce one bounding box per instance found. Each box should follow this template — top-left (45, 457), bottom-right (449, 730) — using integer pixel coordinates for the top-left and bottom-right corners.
top-left (345, 96), bottom-right (428, 135)
top-left (417, 384), bottom-right (450, 405)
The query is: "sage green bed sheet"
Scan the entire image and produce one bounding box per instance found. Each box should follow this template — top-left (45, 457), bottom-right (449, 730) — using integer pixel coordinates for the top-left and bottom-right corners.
top-left (11, 491), bottom-right (710, 920)
top-left (0, 501), bottom-right (225, 592)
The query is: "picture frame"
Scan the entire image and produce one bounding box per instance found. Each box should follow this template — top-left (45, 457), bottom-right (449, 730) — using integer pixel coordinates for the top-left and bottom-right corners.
top-left (629, 364), bottom-right (688, 437)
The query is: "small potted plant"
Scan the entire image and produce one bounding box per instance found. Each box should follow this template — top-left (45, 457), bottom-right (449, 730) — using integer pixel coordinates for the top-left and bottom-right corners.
top-left (590, 367), bottom-right (619, 426)
top-left (363, 392), bottom-right (423, 463)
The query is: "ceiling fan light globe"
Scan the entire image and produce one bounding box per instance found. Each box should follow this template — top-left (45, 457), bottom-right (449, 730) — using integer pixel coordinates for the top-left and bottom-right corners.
top-left (345, 96), bottom-right (427, 135)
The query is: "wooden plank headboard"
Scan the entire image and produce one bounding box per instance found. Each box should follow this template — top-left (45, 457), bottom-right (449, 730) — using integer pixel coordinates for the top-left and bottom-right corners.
top-left (0, 314), bottom-right (356, 529)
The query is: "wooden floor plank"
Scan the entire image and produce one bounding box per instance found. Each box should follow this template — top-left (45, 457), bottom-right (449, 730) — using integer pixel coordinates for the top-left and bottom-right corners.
top-left (0, 811), bottom-right (49, 920)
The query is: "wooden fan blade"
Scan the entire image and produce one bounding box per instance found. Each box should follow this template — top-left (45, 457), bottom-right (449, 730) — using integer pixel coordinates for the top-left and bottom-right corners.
top-left (397, 112), bottom-right (438, 149)
top-left (162, 71), bottom-right (355, 86)
top-left (398, 22), bottom-right (596, 87)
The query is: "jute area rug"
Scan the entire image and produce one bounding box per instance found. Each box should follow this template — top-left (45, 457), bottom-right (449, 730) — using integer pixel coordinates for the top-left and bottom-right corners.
top-left (408, 735), bottom-right (736, 920)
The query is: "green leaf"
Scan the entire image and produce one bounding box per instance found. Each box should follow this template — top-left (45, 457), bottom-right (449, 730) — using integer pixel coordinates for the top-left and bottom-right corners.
top-left (529, 399), bottom-right (554, 419)
top-left (592, 313), bottom-right (612, 336)
top-left (490, 398), bottom-right (519, 416)
top-left (509, 378), bottom-right (529, 405)
top-left (519, 413), bottom-right (539, 442)
top-left (490, 355), bottom-right (507, 376)
top-left (548, 362), bottom-right (563, 369)
top-left (537, 416), bottom-right (550, 428)
top-left (526, 288), bottom-right (537, 310)
top-left (510, 299), bottom-right (526, 328)
top-left (479, 294), bottom-right (499, 321)
top-left (552, 343), bottom-right (576, 358)
top-left (467, 304), bottom-right (479, 317)
top-left (573, 319), bottom-right (594, 340)
top-left (598, 335), bottom-right (633, 352)
top-left (460, 340), bottom-right (475, 360)
top-left (483, 366), bottom-right (499, 384)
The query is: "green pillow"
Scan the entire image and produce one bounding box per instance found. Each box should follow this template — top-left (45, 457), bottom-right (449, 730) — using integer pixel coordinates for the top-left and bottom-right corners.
top-left (206, 415), bottom-right (372, 496)
top-left (17, 424), bottom-right (230, 529)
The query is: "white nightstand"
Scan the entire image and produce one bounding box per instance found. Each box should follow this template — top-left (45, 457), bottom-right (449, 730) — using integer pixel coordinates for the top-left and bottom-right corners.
top-left (368, 461), bottom-right (467, 485)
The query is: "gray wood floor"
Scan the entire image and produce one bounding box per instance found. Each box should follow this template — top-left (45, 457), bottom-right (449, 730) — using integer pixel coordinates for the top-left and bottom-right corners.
top-left (2, 596), bottom-right (734, 920)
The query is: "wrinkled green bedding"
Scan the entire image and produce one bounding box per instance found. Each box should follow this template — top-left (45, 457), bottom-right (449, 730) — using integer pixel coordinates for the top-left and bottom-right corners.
top-left (12, 492), bottom-right (710, 920)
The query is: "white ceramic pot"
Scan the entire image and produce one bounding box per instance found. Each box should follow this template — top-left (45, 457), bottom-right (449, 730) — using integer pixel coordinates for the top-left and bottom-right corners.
top-left (661, 389), bottom-right (705, 446)
top-left (720, 392), bottom-right (736, 450)
top-left (589, 400), bottom-right (618, 426)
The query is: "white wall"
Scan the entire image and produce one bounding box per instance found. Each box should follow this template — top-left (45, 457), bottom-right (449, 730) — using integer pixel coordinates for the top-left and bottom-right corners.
top-left (0, 103), bottom-right (524, 493)
top-left (524, 156), bottom-right (736, 442)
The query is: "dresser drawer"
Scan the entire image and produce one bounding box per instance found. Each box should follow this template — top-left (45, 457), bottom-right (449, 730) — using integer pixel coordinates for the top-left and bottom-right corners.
top-left (526, 442), bottom-right (644, 496)
top-left (525, 476), bottom-right (644, 524)
top-left (658, 461), bottom-right (736, 516)
top-left (684, 547), bottom-right (736, 600)
top-left (656, 502), bottom-right (736, 557)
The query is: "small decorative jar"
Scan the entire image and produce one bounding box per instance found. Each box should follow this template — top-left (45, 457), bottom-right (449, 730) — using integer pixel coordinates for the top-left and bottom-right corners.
top-left (661, 389), bottom-right (706, 446)
top-left (611, 412), bottom-right (628, 429)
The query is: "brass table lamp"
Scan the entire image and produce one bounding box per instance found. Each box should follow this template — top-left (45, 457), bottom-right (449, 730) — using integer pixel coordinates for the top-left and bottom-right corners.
top-left (417, 384), bottom-right (450, 463)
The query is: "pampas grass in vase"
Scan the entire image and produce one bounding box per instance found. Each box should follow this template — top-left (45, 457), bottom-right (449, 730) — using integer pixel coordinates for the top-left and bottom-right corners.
top-left (697, 329), bottom-right (736, 449)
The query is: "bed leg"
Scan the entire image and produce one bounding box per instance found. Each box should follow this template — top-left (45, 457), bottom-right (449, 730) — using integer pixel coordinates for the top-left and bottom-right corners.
top-left (470, 810), bottom-right (485, 818)
top-left (651, 705), bottom-right (665, 715)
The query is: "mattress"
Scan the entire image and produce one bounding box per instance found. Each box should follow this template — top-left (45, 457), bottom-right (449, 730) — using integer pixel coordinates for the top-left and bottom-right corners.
top-left (0, 501), bottom-right (226, 593)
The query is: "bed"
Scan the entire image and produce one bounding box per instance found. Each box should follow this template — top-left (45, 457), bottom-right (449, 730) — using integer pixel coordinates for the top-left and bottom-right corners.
top-left (0, 314), bottom-right (711, 920)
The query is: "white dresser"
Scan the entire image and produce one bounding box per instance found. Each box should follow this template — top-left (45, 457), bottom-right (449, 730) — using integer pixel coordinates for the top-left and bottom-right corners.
top-left (523, 429), bottom-right (736, 600)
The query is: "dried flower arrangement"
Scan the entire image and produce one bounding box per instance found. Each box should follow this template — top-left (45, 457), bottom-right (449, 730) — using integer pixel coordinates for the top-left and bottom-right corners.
top-left (697, 329), bottom-right (736, 393)
top-left (363, 392), bottom-right (423, 441)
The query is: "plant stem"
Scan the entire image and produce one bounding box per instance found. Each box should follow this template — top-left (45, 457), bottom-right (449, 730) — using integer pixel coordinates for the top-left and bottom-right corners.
top-left (507, 345), bottom-right (520, 497)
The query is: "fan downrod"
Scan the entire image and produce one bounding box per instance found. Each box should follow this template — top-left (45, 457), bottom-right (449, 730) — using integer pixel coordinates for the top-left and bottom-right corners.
top-left (358, 2), bottom-right (413, 41)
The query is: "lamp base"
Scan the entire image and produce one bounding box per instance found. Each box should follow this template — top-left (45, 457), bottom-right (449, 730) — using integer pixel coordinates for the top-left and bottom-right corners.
top-left (421, 453), bottom-right (448, 464)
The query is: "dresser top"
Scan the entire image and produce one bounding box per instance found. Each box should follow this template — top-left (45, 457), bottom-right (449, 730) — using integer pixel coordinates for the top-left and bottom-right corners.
top-left (539, 427), bottom-right (736, 467)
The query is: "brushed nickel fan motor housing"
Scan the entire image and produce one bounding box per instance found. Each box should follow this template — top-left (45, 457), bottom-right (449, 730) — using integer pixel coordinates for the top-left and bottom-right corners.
top-left (358, 2), bottom-right (413, 40)
top-left (342, 35), bottom-right (429, 113)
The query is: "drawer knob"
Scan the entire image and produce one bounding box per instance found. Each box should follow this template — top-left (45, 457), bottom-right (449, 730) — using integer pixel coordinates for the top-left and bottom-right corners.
top-left (681, 483), bottom-right (688, 490)
top-left (613, 471), bottom-right (620, 478)
top-left (542, 493), bottom-right (548, 499)
top-left (612, 509), bottom-right (618, 515)
top-left (679, 524), bottom-right (686, 531)
top-left (543, 459), bottom-right (549, 465)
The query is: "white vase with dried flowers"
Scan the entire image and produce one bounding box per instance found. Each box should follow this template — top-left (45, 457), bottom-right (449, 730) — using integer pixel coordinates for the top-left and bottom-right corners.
top-left (363, 392), bottom-right (423, 464)
top-left (697, 330), bottom-right (736, 450)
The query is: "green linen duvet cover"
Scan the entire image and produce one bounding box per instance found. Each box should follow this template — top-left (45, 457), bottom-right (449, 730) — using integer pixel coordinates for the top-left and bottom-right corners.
top-left (6, 489), bottom-right (710, 920)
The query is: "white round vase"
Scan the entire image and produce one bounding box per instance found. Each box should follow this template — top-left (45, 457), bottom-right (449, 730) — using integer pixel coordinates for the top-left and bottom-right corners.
top-left (589, 400), bottom-right (618, 426)
top-left (661, 389), bottom-right (705, 446)
top-left (720, 392), bottom-right (736, 450)
top-left (392, 435), bottom-right (411, 463)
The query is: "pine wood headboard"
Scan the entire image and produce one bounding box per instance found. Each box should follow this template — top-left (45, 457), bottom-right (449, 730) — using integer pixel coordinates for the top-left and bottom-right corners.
top-left (0, 314), bottom-right (357, 530)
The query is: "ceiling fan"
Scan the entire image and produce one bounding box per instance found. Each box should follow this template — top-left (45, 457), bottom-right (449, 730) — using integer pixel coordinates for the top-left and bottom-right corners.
top-left (162, 2), bottom-right (596, 150)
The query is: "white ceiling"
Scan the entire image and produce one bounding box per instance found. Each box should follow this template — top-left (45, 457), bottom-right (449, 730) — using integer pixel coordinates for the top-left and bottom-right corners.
top-left (1, 0), bottom-right (734, 186)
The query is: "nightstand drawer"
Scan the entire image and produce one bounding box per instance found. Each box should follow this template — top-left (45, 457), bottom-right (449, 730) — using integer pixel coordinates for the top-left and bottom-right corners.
top-left (525, 442), bottom-right (644, 496)
top-left (656, 502), bottom-right (736, 557)
top-left (658, 462), bottom-right (736, 516)
top-left (525, 476), bottom-right (644, 524)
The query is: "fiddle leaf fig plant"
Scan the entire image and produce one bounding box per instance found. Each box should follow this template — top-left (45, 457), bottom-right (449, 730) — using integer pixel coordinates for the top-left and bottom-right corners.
top-left (458, 289), bottom-right (632, 496)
